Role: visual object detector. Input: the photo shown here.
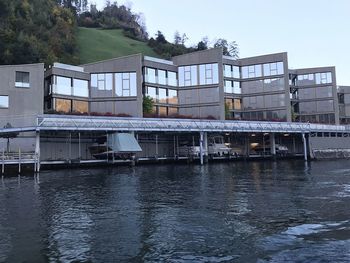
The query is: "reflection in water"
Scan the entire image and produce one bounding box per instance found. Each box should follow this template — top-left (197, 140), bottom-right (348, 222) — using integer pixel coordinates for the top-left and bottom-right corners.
top-left (0, 160), bottom-right (350, 262)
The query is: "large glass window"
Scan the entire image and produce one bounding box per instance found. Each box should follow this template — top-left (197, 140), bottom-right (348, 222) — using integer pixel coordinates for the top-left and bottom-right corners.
top-left (15, 71), bottom-right (30, 88)
top-left (179, 65), bottom-right (198, 86)
top-left (73, 79), bottom-right (89, 97)
top-left (55, 76), bottom-right (72, 95)
top-left (199, 63), bottom-right (219, 85)
top-left (90, 73), bottom-right (112, 91)
top-left (168, 71), bottom-right (177, 86)
top-left (168, 107), bottom-right (178, 116)
top-left (241, 64), bottom-right (262, 79)
top-left (146, 87), bottom-right (157, 102)
top-left (263, 62), bottom-right (284, 76)
top-left (115, 72), bottom-right (137, 96)
top-left (72, 100), bottom-right (88, 113)
top-left (168, 89), bottom-right (178, 104)
top-left (145, 67), bottom-right (156, 83)
top-left (158, 88), bottom-right (167, 103)
top-left (315, 72), bottom-right (332, 84)
top-left (224, 80), bottom-right (241, 94)
top-left (225, 64), bottom-right (240, 78)
top-left (158, 70), bottom-right (166, 85)
top-left (55, 98), bottom-right (71, 112)
top-left (0, 95), bottom-right (9, 108)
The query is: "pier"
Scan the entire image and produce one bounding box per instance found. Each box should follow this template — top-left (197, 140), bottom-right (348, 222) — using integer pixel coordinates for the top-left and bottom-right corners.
top-left (0, 114), bottom-right (350, 174)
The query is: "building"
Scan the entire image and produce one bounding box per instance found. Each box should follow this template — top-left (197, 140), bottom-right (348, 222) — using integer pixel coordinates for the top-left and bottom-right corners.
top-left (0, 48), bottom-right (347, 127)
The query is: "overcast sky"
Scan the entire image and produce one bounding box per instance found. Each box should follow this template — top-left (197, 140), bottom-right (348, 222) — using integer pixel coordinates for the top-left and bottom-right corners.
top-left (91, 0), bottom-right (350, 85)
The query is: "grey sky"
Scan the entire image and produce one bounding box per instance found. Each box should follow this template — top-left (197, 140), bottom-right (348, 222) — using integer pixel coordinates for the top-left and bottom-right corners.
top-left (91, 0), bottom-right (350, 85)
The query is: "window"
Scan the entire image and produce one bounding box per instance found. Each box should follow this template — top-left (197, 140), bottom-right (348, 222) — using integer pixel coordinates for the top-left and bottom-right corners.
top-left (15, 71), bottom-right (30, 88)
top-left (241, 64), bottom-right (262, 79)
top-left (55, 98), bottom-right (71, 112)
top-left (158, 88), bottom-right (167, 103)
top-left (158, 70), bottom-right (166, 85)
top-left (90, 73), bottom-right (113, 91)
top-left (168, 89), bottom-right (178, 104)
top-left (224, 80), bottom-right (241, 94)
top-left (199, 63), bottom-right (219, 85)
top-left (0, 95), bottom-right (9, 108)
top-left (168, 107), bottom-right (178, 116)
top-left (145, 68), bottom-right (156, 83)
top-left (263, 62), bottom-right (284, 76)
top-left (73, 100), bottom-right (88, 113)
top-left (159, 106), bottom-right (167, 116)
top-left (168, 71), bottom-right (177, 86)
top-left (55, 76), bottom-right (72, 95)
top-left (73, 79), bottom-right (89, 97)
top-left (146, 86), bottom-right (157, 102)
top-left (179, 65), bottom-right (198, 86)
top-left (115, 72), bottom-right (137, 96)
top-left (224, 64), bottom-right (240, 78)
top-left (315, 72), bottom-right (332, 84)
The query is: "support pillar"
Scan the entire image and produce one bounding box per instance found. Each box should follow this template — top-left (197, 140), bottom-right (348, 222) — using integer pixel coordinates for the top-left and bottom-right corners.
top-left (68, 132), bottom-right (72, 164)
top-left (35, 131), bottom-right (40, 172)
top-left (155, 134), bottom-right (158, 159)
top-left (270, 133), bottom-right (276, 156)
top-left (78, 132), bottom-right (81, 161)
top-left (302, 133), bottom-right (308, 161)
top-left (106, 132), bottom-right (109, 163)
top-left (199, 131), bottom-right (204, 165)
top-left (203, 132), bottom-right (208, 163)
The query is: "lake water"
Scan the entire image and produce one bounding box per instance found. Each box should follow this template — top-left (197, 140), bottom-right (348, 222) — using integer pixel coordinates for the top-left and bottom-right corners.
top-left (1, 160), bottom-right (350, 262)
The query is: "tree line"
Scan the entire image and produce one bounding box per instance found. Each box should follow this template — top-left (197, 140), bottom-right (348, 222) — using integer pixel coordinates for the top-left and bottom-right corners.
top-left (0, 0), bottom-right (239, 66)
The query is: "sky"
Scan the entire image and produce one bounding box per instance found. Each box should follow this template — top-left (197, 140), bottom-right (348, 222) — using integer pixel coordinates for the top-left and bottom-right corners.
top-left (92, 0), bottom-right (350, 85)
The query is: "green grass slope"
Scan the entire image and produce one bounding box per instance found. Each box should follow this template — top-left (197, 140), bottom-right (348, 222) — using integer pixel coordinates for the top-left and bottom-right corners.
top-left (77, 27), bottom-right (158, 64)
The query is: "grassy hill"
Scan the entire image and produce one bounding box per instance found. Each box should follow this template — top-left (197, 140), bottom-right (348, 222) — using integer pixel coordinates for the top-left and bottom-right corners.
top-left (77, 27), bottom-right (158, 64)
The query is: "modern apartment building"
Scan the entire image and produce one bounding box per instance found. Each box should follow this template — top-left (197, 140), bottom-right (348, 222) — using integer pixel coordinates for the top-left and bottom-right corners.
top-left (0, 48), bottom-right (346, 127)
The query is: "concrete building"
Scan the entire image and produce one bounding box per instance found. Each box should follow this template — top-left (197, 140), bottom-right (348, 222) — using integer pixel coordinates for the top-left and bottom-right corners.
top-left (0, 48), bottom-right (348, 127)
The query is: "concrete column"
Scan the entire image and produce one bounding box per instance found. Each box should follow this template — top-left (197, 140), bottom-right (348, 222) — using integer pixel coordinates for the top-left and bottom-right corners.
top-left (155, 134), bottom-right (158, 158)
top-left (199, 132), bottom-right (204, 165)
top-left (35, 131), bottom-right (40, 172)
top-left (302, 133), bottom-right (308, 161)
top-left (270, 133), bottom-right (276, 156)
top-left (69, 132), bottom-right (72, 164)
top-left (78, 132), bottom-right (81, 160)
top-left (203, 132), bottom-right (208, 163)
top-left (106, 132), bottom-right (108, 162)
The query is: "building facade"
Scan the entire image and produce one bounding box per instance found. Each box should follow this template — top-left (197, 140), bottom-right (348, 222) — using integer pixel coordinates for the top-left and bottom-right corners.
top-left (1, 48), bottom-right (348, 127)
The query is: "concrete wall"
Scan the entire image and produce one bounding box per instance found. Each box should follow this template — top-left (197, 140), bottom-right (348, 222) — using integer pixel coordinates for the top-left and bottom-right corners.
top-left (0, 63), bottom-right (44, 127)
top-left (173, 48), bottom-right (224, 120)
top-left (82, 54), bottom-right (143, 117)
top-left (310, 136), bottom-right (350, 150)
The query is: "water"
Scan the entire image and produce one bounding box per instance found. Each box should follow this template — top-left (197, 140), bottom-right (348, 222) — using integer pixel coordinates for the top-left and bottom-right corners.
top-left (1, 160), bottom-right (350, 262)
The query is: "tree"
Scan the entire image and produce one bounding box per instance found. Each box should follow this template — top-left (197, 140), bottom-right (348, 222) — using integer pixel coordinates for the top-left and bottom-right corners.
top-left (197, 36), bottom-right (209, 51)
top-left (143, 96), bottom-right (154, 114)
top-left (174, 31), bottom-right (181, 45)
top-left (156, 31), bottom-right (167, 44)
top-left (181, 33), bottom-right (188, 46)
top-left (214, 38), bottom-right (239, 58)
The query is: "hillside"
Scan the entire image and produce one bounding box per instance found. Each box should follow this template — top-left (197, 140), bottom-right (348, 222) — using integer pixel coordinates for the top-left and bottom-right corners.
top-left (77, 27), bottom-right (159, 64)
